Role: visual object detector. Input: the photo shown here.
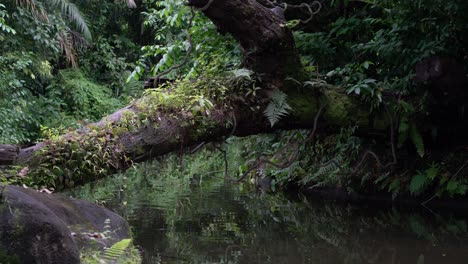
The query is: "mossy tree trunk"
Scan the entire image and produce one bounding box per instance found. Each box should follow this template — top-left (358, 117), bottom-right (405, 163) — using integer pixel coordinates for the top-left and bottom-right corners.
top-left (188, 0), bottom-right (307, 91)
top-left (0, 0), bottom-right (464, 190)
top-left (0, 84), bottom-right (383, 190)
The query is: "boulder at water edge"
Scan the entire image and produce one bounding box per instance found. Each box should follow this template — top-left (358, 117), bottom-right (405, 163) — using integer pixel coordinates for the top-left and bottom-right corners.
top-left (0, 185), bottom-right (131, 264)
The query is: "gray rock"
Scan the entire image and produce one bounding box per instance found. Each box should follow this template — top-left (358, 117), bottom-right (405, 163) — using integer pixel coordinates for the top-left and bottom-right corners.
top-left (0, 185), bottom-right (130, 264)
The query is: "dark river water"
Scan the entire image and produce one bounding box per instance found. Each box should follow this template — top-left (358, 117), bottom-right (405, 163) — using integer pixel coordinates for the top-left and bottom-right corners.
top-left (69, 160), bottom-right (468, 264)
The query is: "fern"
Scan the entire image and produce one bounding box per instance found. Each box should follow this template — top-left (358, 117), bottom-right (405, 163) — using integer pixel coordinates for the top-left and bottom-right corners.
top-left (302, 156), bottom-right (343, 185)
top-left (263, 90), bottom-right (292, 127)
top-left (103, 239), bottom-right (132, 262)
top-left (121, 77), bottom-right (143, 98)
top-left (231, 68), bottom-right (253, 80)
top-left (409, 124), bottom-right (424, 157)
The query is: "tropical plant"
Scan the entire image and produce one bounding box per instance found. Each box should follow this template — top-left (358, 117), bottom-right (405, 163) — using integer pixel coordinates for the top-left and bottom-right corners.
top-left (103, 239), bottom-right (132, 262)
top-left (0, 0), bottom-right (144, 144)
top-left (0, 4), bottom-right (16, 36)
top-left (129, 0), bottom-right (240, 81)
top-left (264, 90), bottom-right (292, 127)
top-left (9, 0), bottom-right (92, 65)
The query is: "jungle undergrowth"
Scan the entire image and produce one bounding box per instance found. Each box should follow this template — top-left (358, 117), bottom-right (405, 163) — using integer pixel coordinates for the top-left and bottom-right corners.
top-left (0, 69), bottom-right (259, 191)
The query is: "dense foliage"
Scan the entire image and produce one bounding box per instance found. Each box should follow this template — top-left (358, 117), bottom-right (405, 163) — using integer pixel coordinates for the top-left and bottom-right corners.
top-left (0, 0), bottom-right (142, 144)
top-left (1, 0), bottom-right (468, 199)
top-left (2, 2), bottom-right (468, 263)
top-left (286, 0), bottom-right (468, 197)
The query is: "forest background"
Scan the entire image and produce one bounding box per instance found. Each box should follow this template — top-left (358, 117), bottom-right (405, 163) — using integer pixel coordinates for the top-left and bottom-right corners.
top-left (1, 0), bottom-right (467, 199)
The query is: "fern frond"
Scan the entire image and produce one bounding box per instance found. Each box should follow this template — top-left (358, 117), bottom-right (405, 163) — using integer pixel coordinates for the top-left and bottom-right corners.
top-left (409, 124), bottom-right (424, 157)
top-left (263, 90), bottom-right (292, 127)
top-left (231, 68), bottom-right (253, 79)
top-left (103, 239), bottom-right (132, 261)
top-left (302, 156), bottom-right (343, 184)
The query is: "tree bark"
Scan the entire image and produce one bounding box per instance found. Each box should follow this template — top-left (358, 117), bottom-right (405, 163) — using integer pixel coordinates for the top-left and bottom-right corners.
top-left (0, 145), bottom-right (18, 166)
top-left (0, 81), bottom-right (389, 189)
top-left (188, 0), bottom-right (306, 92)
top-left (1, 0), bottom-right (466, 189)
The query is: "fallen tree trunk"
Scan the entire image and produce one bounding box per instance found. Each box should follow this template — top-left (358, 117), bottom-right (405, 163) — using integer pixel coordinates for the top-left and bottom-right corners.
top-left (0, 145), bottom-right (18, 166)
top-left (0, 79), bottom-right (390, 189)
top-left (0, 0), bottom-right (466, 190)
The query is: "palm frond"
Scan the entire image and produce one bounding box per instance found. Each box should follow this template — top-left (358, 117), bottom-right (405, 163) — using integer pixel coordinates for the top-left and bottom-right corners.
top-left (16, 0), bottom-right (92, 40)
top-left (46, 0), bottom-right (92, 40)
top-left (57, 31), bottom-right (77, 67)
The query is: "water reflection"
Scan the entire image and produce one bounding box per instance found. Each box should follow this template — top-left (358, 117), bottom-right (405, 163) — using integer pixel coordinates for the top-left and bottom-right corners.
top-left (69, 166), bottom-right (468, 264)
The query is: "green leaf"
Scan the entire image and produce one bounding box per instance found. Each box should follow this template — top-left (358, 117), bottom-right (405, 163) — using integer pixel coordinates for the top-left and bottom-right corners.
top-left (231, 68), bottom-right (253, 79)
top-left (446, 180), bottom-right (459, 193)
top-left (409, 216), bottom-right (427, 237)
top-left (388, 179), bottom-right (400, 193)
top-left (263, 90), bottom-right (292, 127)
top-left (398, 116), bottom-right (409, 147)
top-left (374, 173), bottom-right (389, 184)
top-left (409, 173), bottom-right (428, 195)
top-left (409, 124), bottom-right (424, 157)
top-left (425, 166), bottom-right (439, 180)
top-left (363, 61), bottom-right (371, 69)
top-left (103, 239), bottom-right (132, 261)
